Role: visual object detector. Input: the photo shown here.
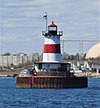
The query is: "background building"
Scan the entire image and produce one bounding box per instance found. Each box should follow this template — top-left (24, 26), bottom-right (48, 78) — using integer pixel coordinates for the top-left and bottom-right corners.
top-left (86, 42), bottom-right (100, 59)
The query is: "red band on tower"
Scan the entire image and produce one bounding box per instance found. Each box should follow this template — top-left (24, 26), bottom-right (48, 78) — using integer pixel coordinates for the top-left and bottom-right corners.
top-left (44, 44), bottom-right (61, 53)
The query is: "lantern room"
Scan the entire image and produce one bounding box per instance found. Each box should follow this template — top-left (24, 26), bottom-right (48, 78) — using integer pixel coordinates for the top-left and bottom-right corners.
top-left (48, 21), bottom-right (57, 35)
top-left (42, 21), bottom-right (63, 36)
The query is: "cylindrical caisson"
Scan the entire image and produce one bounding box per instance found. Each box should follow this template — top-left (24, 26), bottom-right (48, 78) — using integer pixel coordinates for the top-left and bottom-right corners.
top-left (16, 76), bottom-right (88, 88)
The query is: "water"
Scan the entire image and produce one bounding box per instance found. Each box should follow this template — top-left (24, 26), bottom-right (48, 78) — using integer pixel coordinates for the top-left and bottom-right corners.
top-left (0, 77), bottom-right (100, 108)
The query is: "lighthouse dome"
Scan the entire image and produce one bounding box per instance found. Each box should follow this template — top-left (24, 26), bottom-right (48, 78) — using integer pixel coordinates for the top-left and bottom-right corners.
top-left (48, 21), bottom-right (57, 27)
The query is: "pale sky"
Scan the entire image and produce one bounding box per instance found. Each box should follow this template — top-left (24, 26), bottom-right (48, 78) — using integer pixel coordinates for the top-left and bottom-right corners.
top-left (0, 0), bottom-right (99, 55)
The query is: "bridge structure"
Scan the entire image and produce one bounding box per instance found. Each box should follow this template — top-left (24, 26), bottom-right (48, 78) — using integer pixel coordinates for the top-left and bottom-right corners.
top-left (61, 40), bottom-right (100, 58)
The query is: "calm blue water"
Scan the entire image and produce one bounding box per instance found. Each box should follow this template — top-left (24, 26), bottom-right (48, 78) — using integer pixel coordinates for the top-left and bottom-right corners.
top-left (0, 77), bottom-right (100, 108)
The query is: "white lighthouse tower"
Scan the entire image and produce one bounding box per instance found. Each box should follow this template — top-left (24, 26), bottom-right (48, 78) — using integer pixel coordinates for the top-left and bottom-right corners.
top-left (42, 21), bottom-right (63, 63)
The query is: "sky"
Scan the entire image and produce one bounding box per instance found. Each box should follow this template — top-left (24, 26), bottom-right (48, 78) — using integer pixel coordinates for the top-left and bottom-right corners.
top-left (0, 0), bottom-right (99, 55)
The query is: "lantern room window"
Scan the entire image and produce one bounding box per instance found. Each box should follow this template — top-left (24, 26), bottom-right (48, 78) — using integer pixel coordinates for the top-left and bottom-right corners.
top-left (48, 26), bottom-right (57, 31)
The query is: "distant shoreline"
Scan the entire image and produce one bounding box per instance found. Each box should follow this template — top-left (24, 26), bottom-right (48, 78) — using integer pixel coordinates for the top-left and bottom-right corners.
top-left (0, 71), bottom-right (100, 78)
top-left (0, 71), bottom-right (18, 77)
top-left (74, 72), bottom-right (100, 78)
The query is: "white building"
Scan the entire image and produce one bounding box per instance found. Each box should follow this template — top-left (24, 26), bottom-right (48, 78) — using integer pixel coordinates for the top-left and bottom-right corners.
top-left (0, 54), bottom-right (33, 67)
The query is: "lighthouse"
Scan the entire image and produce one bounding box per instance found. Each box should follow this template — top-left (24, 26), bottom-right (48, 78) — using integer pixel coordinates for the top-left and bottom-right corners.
top-left (16, 19), bottom-right (88, 89)
top-left (42, 21), bottom-right (63, 63)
